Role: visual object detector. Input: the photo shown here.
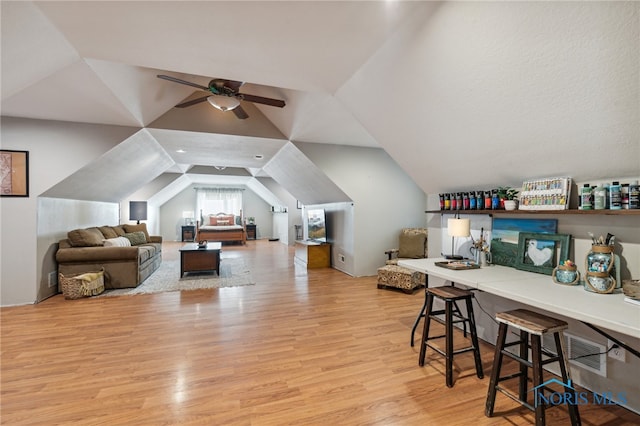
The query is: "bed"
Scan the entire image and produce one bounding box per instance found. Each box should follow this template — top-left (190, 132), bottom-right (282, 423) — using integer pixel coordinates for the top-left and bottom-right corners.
top-left (196, 212), bottom-right (246, 245)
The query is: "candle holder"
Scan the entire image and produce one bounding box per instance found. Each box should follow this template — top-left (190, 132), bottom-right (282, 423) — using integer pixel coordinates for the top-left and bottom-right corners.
top-left (552, 260), bottom-right (580, 285)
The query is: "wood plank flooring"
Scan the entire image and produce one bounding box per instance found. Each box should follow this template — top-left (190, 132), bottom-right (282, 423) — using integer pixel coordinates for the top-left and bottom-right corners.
top-left (2, 240), bottom-right (638, 425)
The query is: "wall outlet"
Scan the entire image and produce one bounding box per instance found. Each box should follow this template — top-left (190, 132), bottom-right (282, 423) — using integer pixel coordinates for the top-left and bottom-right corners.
top-left (608, 339), bottom-right (626, 362)
top-left (48, 271), bottom-right (58, 288)
top-left (338, 254), bottom-right (345, 262)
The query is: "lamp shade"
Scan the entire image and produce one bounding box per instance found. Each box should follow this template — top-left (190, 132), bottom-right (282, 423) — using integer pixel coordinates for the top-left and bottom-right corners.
top-left (448, 218), bottom-right (470, 237)
top-left (207, 95), bottom-right (240, 111)
top-left (129, 201), bottom-right (147, 224)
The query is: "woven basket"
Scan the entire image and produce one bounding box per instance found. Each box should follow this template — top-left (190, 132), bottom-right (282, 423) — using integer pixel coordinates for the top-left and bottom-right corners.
top-left (59, 268), bottom-right (105, 300)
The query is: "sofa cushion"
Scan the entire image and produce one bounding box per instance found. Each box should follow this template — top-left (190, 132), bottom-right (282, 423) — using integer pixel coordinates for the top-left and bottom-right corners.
top-left (99, 226), bottom-right (119, 239)
top-left (123, 232), bottom-right (147, 246)
top-left (398, 228), bottom-right (428, 259)
top-left (67, 227), bottom-right (104, 247)
top-left (103, 236), bottom-right (132, 247)
top-left (112, 225), bottom-right (126, 236)
top-left (137, 245), bottom-right (156, 264)
top-left (123, 223), bottom-right (149, 242)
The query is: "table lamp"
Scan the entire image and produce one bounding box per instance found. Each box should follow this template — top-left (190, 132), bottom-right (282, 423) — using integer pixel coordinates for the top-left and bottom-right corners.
top-left (129, 201), bottom-right (147, 225)
top-left (446, 216), bottom-right (470, 260)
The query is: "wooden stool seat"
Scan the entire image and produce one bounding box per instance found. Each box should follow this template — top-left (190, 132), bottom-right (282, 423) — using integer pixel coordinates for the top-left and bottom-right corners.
top-left (419, 285), bottom-right (483, 388)
top-left (496, 309), bottom-right (568, 335)
top-left (486, 309), bottom-right (581, 426)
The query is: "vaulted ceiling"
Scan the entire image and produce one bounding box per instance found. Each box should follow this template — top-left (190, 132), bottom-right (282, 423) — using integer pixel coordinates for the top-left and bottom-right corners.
top-left (2, 1), bottom-right (638, 202)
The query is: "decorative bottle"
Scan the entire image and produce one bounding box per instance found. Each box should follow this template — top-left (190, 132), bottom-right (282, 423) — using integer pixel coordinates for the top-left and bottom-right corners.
top-left (584, 244), bottom-right (616, 293)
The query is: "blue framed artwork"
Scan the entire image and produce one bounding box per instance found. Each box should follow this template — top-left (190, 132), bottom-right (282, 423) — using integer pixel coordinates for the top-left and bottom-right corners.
top-left (490, 218), bottom-right (558, 267)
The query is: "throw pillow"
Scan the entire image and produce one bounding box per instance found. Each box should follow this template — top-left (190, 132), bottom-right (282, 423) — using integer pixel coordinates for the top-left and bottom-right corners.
top-left (123, 232), bottom-right (147, 246)
top-left (103, 237), bottom-right (132, 247)
top-left (398, 228), bottom-right (428, 259)
top-left (99, 226), bottom-right (119, 239)
top-left (209, 216), bottom-right (218, 226)
top-left (217, 220), bottom-right (230, 226)
top-left (123, 223), bottom-right (149, 242)
top-left (112, 225), bottom-right (126, 236)
top-left (67, 227), bottom-right (105, 247)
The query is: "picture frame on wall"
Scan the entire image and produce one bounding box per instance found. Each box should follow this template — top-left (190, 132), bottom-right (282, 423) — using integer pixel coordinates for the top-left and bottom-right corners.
top-left (515, 232), bottom-right (571, 275)
top-left (490, 218), bottom-right (558, 267)
top-left (0, 150), bottom-right (29, 197)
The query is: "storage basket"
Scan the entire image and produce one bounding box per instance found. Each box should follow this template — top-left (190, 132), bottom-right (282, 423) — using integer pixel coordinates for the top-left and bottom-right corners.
top-left (59, 268), bottom-right (105, 300)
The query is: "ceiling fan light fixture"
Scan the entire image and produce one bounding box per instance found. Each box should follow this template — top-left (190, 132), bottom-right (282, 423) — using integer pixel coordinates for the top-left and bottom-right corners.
top-left (207, 95), bottom-right (240, 112)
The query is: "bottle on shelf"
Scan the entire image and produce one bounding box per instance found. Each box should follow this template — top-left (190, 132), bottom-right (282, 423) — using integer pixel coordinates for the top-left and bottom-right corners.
top-left (621, 183), bottom-right (629, 209)
top-left (579, 183), bottom-right (592, 210)
top-left (609, 181), bottom-right (622, 210)
top-left (630, 181), bottom-right (640, 209)
top-left (593, 183), bottom-right (608, 210)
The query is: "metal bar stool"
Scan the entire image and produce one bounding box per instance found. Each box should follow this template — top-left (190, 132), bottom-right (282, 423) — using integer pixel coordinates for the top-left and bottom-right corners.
top-left (485, 308), bottom-right (581, 426)
top-left (418, 285), bottom-right (483, 388)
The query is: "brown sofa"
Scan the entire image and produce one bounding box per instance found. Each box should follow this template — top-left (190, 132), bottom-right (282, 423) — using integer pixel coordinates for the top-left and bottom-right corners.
top-left (56, 224), bottom-right (162, 290)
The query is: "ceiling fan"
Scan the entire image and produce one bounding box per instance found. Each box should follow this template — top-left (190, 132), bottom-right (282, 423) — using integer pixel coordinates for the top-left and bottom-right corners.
top-left (157, 74), bottom-right (285, 120)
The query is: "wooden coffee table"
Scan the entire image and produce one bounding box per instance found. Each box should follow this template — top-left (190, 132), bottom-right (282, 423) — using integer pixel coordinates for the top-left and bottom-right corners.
top-left (179, 242), bottom-right (222, 277)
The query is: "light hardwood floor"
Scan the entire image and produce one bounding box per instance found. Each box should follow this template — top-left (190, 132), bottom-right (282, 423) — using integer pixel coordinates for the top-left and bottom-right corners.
top-left (2, 240), bottom-right (638, 425)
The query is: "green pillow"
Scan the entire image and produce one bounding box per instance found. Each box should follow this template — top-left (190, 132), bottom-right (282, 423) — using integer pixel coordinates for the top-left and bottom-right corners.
top-left (123, 231), bottom-right (147, 246)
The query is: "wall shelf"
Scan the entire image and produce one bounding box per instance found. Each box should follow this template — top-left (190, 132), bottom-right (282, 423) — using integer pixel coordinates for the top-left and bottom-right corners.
top-left (426, 209), bottom-right (640, 216)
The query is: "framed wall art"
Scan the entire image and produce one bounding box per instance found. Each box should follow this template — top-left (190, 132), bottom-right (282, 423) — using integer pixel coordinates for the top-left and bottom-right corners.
top-left (490, 218), bottom-right (558, 267)
top-left (0, 150), bottom-right (29, 197)
top-left (515, 232), bottom-right (571, 275)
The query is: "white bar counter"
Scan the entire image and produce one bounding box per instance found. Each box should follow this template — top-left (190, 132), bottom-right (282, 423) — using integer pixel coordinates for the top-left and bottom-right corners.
top-left (398, 258), bottom-right (640, 339)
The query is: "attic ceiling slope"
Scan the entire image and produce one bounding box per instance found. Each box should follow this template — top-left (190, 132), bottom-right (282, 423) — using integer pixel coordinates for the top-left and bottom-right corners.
top-left (146, 128), bottom-right (288, 171)
top-left (147, 96), bottom-right (286, 139)
top-left (336, 1), bottom-right (640, 193)
top-left (41, 129), bottom-right (174, 202)
top-left (263, 143), bottom-right (351, 206)
top-left (0, 1), bottom-right (79, 100)
top-left (34, 1), bottom-right (422, 93)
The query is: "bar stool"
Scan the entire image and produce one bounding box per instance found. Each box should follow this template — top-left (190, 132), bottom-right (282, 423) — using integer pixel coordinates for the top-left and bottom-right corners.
top-left (485, 308), bottom-right (581, 426)
top-left (418, 285), bottom-right (483, 388)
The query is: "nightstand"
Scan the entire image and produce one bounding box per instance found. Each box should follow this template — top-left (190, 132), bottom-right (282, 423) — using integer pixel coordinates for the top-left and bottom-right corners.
top-left (181, 225), bottom-right (196, 242)
top-left (245, 224), bottom-right (257, 240)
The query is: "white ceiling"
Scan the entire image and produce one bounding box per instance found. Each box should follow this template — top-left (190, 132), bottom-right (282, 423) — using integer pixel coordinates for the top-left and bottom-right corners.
top-left (2, 1), bottom-right (639, 198)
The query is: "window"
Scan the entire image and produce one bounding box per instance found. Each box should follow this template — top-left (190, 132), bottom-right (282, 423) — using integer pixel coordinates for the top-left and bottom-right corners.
top-left (196, 188), bottom-right (243, 222)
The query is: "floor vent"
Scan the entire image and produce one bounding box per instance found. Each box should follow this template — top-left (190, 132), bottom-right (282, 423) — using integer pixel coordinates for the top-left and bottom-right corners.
top-left (543, 332), bottom-right (606, 377)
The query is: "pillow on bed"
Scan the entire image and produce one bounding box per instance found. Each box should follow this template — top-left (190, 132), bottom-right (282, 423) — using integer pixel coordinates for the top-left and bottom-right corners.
top-left (209, 216), bottom-right (218, 226)
top-left (217, 220), bottom-right (230, 226)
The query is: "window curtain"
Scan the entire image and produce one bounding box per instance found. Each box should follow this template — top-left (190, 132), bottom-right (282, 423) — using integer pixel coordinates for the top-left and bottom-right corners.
top-left (196, 188), bottom-right (243, 223)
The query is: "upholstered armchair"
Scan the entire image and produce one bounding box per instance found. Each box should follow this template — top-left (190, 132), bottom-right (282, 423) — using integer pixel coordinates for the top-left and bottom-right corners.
top-left (377, 228), bottom-right (428, 293)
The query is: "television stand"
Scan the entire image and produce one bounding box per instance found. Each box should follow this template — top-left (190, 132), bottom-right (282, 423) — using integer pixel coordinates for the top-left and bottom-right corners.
top-left (294, 240), bottom-right (331, 269)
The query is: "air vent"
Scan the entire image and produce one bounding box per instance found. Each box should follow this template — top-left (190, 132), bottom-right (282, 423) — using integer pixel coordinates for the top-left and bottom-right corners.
top-left (543, 332), bottom-right (606, 377)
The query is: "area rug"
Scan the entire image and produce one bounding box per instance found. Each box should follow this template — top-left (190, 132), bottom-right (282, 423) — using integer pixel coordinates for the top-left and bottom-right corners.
top-left (100, 257), bottom-right (255, 297)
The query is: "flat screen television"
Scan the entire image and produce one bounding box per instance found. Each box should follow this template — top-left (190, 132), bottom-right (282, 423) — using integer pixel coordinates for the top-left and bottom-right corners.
top-left (306, 208), bottom-right (327, 242)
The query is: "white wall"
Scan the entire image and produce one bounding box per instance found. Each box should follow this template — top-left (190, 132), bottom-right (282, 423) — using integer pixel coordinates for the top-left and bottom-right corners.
top-left (0, 117), bottom-right (137, 306)
top-left (296, 142), bottom-right (427, 276)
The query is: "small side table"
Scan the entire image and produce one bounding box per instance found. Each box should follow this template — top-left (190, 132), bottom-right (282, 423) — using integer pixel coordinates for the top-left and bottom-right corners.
top-left (245, 224), bottom-right (257, 240)
top-left (181, 225), bottom-right (196, 242)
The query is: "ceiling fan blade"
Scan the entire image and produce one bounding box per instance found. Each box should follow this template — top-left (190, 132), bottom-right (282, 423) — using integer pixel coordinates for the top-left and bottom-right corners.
top-left (157, 74), bottom-right (209, 91)
top-left (233, 106), bottom-right (249, 120)
top-left (238, 93), bottom-right (285, 108)
top-left (175, 96), bottom-right (209, 108)
top-left (224, 80), bottom-right (244, 92)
